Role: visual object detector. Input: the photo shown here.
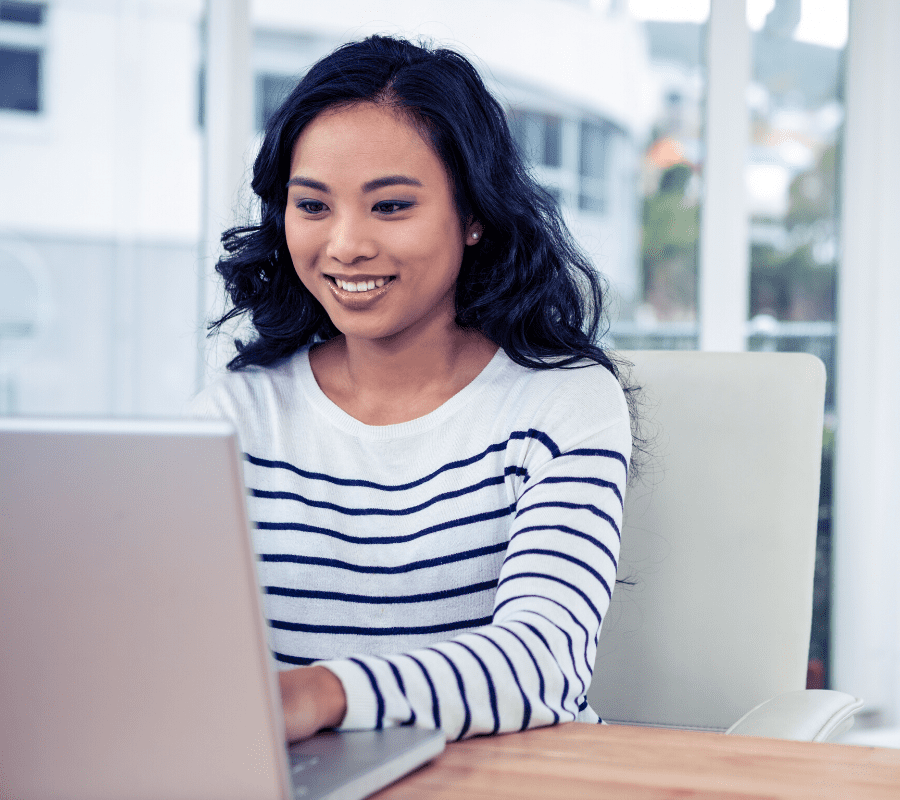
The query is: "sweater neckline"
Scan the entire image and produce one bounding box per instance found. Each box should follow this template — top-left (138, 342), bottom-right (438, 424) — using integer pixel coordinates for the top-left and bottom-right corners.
top-left (296, 345), bottom-right (510, 439)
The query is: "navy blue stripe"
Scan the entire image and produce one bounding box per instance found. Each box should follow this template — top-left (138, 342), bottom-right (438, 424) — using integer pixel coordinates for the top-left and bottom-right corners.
top-left (504, 549), bottom-right (612, 600)
top-left (517, 608), bottom-right (586, 698)
top-left (494, 594), bottom-right (593, 681)
top-left (450, 641), bottom-right (500, 735)
top-left (259, 541), bottom-right (507, 575)
top-left (350, 658), bottom-right (385, 729)
top-left (506, 608), bottom-right (593, 694)
top-left (431, 648), bottom-right (471, 740)
top-left (521, 621), bottom-right (572, 719)
top-left (519, 475), bottom-right (623, 509)
top-left (507, 465), bottom-right (529, 481)
top-left (515, 501), bottom-right (621, 540)
top-left (578, 698), bottom-right (589, 712)
top-left (471, 631), bottom-right (532, 731)
top-left (264, 579), bottom-right (497, 604)
top-left (268, 615), bottom-right (492, 636)
top-left (496, 571), bottom-right (603, 625)
top-left (406, 654), bottom-right (440, 730)
top-left (496, 623), bottom-right (558, 724)
top-left (520, 429), bottom-right (561, 457)
top-left (386, 660), bottom-right (416, 726)
top-left (252, 473), bottom-right (510, 517)
top-left (564, 447), bottom-right (629, 474)
top-left (244, 430), bottom-right (554, 491)
top-left (518, 443), bottom-right (628, 486)
top-left (272, 651), bottom-right (317, 666)
top-left (255, 504), bottom-right (516, 546)
top-left (511, 525), bottom-right (618, 572)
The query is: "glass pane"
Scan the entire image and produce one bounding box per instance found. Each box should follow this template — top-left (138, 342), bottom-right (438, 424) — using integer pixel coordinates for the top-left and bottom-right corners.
top-left (607, 0), bottom-right (707, 349)
top-left (0, 47), bottom-right (40, 112)
top-left (745, 0), bottom-right (848, 690)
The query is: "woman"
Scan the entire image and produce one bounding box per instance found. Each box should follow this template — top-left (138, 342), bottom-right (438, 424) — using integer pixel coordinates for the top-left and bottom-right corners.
top-left (190, 35), bottom-right (633, 743)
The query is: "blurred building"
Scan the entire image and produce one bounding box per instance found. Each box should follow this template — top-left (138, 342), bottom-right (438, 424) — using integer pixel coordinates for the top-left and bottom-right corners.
top-left (0, 0), bottom-right (657, 416)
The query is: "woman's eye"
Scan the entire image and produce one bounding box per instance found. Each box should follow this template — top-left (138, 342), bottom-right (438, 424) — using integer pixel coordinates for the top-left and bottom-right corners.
top-left (373, 201), bottom-right (411, 214)
top-left (296, 200), bottom-right (327, 214)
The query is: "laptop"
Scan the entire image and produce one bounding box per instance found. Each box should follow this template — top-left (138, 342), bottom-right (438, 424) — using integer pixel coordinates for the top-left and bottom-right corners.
top-left (0, 417), bottom-right (444, 800)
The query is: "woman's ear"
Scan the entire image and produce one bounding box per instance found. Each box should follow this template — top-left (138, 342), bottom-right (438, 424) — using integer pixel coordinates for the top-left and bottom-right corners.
top-left (465, 220), bottom-right (484, 245)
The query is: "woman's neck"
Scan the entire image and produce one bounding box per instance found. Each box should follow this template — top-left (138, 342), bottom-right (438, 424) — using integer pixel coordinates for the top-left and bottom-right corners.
top-left (309, 323), bottom-right (498, 426)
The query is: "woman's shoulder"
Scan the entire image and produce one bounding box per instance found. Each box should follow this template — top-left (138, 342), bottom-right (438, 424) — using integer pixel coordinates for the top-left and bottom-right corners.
top-left (183, 348), bottom-right (309, 422)
top-left (487, 351), bottom-right (632, 463)
top-left (503, 352), bottom-right (629, 423)
top-left (489, 353), bottom-right (631, 472)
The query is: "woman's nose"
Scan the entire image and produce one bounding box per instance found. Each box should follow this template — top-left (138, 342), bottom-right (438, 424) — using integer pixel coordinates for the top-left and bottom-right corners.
top-left (325, 212), bottom-right (378, 264)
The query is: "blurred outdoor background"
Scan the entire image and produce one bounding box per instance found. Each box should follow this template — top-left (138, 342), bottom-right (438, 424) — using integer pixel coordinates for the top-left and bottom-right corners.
top-left (2, 0), bottom-right (899, 746)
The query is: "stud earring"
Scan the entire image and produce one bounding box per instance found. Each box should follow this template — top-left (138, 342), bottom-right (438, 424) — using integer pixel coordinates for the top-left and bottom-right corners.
top-left (471, 231), bottom-right (480, 241)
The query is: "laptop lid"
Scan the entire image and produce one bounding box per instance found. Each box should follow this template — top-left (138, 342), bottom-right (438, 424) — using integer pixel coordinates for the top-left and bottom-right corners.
top-left (0, 417), bottom-right (293, 800)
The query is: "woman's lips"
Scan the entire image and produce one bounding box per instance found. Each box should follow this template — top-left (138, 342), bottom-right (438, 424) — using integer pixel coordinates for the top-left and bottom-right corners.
top-left (324, 274), bottom-right (396, 306)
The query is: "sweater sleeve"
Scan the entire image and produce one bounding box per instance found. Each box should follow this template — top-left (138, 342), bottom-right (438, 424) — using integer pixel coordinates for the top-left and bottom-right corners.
top-left (318, 406), bottom-right (631, 741)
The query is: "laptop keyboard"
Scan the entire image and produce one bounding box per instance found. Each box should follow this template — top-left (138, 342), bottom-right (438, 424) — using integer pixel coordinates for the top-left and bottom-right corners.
top-left (289, 752), bottom-right (320, 798)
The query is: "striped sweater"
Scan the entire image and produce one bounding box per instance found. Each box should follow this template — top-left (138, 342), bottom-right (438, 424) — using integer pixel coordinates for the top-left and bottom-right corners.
top-left (187, 345), bottom-right (631, 741)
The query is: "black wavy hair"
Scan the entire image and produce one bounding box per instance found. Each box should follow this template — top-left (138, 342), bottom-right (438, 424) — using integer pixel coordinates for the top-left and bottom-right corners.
top-left (210, 34), bottom-right (624, 382)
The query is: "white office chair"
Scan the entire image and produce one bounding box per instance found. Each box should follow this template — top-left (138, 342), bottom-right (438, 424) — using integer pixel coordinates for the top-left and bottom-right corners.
top-left (587, 351), bottom-right (862, 742)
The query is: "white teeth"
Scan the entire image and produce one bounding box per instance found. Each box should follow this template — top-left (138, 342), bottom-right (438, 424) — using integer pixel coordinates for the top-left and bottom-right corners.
top-left (334, 277), bottom-right (393, 292)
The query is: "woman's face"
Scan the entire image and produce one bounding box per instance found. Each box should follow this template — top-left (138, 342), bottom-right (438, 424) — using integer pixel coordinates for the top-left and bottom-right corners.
top-left (285, 102), bottom-right (481, 345)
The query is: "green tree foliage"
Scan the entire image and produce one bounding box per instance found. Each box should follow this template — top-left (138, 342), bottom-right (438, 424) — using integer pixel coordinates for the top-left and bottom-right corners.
top-left (787, 144), bottom-right (837, 228)
top-left (749, 144), bottom-right (838, 321)
top-left (641, 163), bottom-right (700, 321)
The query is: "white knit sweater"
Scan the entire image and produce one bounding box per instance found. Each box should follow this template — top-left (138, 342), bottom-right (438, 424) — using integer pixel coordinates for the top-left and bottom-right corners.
top-left (187, 345), bottom-right (631, 741)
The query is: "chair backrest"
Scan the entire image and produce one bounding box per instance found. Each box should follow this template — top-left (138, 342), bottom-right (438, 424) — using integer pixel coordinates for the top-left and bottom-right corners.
top-left (587, 351), bottom-right (826, 731)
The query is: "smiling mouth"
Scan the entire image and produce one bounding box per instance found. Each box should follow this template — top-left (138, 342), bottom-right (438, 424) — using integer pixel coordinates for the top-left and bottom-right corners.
top-left (326, 275), bottom-right (396, 293)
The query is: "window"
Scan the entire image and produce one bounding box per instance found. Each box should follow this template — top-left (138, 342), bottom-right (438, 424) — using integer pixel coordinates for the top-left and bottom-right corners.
top-left (509, 107), bottom-right (623, 218)
top-left (0, 1), bottom-right (43, 24)
top-left (579, 119), bottom-right (611, 214)
top-left (255, 73), bottom-right (296, 132)
top-left (509, 110), bottom-right (562, 169)
top-left (0, 47), bottom-right (39, 111)
top-left (0, 1), bottom-right (45, 114)
top-left (744, 0), bottom-right (847, 693)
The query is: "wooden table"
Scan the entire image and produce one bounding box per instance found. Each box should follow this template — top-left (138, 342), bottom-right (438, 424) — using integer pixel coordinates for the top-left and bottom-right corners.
top-left (370, 722), bottom-right (900, 799)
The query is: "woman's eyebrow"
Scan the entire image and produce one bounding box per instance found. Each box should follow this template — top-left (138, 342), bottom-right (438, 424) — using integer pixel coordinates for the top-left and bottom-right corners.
top-left (285, 175), bottom-right (423, 193)
top-left (286, 176), bottom-right (329, 192)
top-left (362, 175), bottom-right (423, 192)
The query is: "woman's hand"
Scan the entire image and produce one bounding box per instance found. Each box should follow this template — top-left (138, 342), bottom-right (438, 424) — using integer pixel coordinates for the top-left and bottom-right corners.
top-left (278, 665), bottom-right (348, 742)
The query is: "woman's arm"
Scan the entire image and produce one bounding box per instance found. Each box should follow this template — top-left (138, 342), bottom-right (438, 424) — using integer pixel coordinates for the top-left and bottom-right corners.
top-left (313, 415), bottom-right (631, 741)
